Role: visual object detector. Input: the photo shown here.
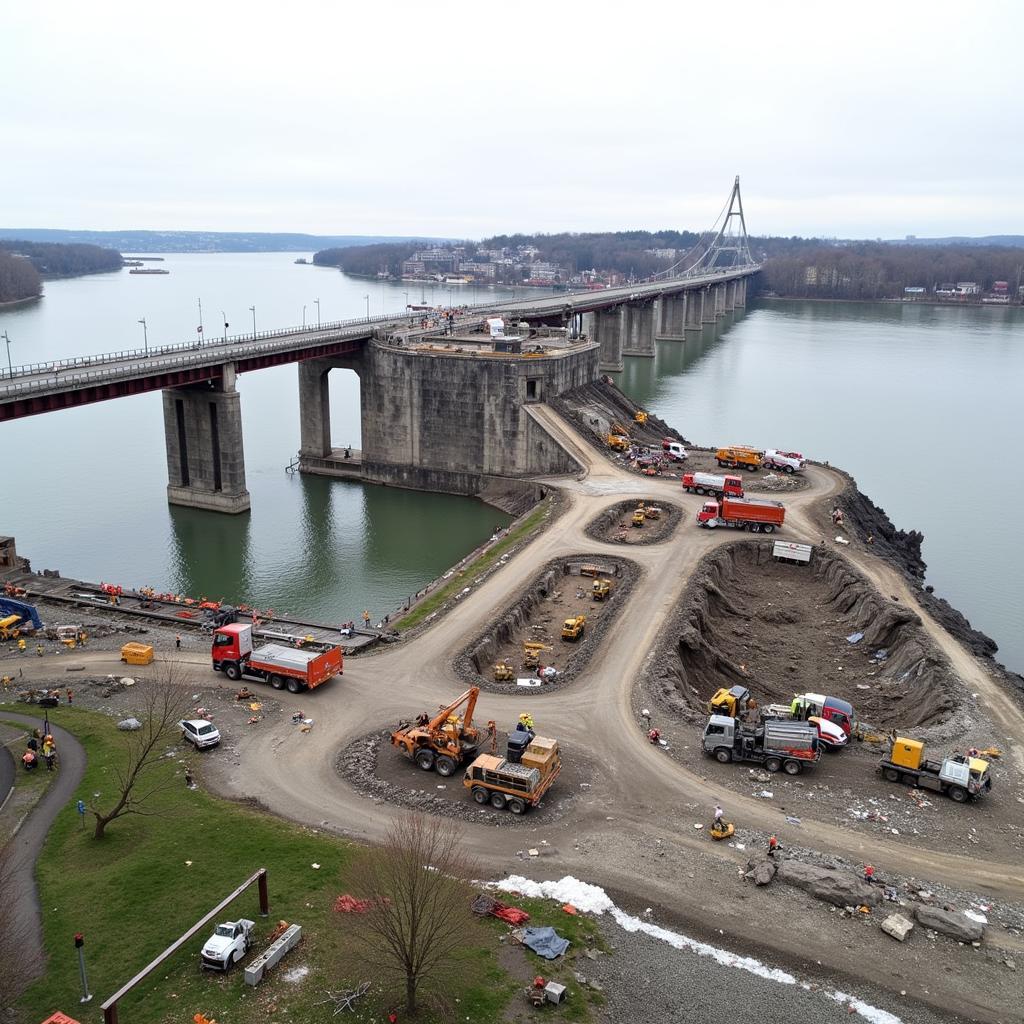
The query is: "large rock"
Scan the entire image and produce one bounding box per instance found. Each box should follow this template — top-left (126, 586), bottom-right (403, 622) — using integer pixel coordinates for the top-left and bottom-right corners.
top-left (775, 860), bottom-right (882, 908)
top-left (881, 914), bottom-right (914, 942)
top-left (914, 905), bottom-right (985, 943)
top-left (744, 858), bottom-right (777, 886)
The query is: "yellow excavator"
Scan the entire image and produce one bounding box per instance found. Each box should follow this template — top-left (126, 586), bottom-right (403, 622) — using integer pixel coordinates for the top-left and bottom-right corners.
top-left (592, 579), bottom-right (612, 601)
top-left (493, 661), bottom-right (515, 682)
top-left (391, 686), bottom-right (495, 777)
top-left (561, 615), bottom-right (586, 641)
top-left (523, 641), bottom-right (552, 669)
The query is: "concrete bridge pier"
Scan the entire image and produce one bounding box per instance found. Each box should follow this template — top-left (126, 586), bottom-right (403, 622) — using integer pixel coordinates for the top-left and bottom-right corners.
top-left (593, 307), bottom-right (624, 370)
top-left (685, 290), bottom-right (704, 329)
top-left (297, 358), bottom-right (332, 459)
top-left (621, 302), bottom-right (656, 357)
top-left (735, 278), bottom-right (748, 307)
top-left (162, 363), bottom-right (250, 514)
top-left (701, 287), bottom-right (718, 323)
top-left (713, 282), bottom-right (727, 317)
top-left (725, 279), bottom-right (737, 310)
top-left (655, 294), bottom-right (687, 341)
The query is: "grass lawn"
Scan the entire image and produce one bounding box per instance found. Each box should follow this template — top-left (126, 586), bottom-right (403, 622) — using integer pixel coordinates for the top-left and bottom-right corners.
top-left (396, 500), bottom-right (553, 633)
top-left (3, 705), bottom-right (598, 1024)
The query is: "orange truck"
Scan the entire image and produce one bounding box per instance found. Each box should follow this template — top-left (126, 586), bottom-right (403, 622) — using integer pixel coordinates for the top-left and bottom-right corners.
top-left (211, 623), bottom-right (342, 692)
top-left (716, 446), bottom-right (762, 471)
top-left (695, 496), bottom-right (785, 534)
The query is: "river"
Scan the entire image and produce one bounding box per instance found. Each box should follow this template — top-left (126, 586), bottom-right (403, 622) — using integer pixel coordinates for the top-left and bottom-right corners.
top-left (3, 262), bottom-right (1021, 672)
top-left (615, 298), bottom-right (1024, 674)
top-left (0, 254), bottom-right (531, 624)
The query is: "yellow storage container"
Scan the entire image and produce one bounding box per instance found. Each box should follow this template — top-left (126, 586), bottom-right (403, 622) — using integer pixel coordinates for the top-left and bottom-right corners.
top-left (120, 642), bottom-right (154, 666)
top-left (891, 738), bottom-right (923, 770)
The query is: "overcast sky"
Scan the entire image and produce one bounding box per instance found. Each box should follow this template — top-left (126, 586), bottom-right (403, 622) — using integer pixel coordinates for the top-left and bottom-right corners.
top-left (4, 1), bottom-right (1021, 239)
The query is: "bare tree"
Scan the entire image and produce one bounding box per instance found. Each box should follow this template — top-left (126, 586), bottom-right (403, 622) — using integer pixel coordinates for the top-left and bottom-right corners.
top-left (347, 813), bottom-right (479, 1016)
top-left (91, 665), bottom-right (191, 839)
top-left (0, 845), bottom-right (42, 1020)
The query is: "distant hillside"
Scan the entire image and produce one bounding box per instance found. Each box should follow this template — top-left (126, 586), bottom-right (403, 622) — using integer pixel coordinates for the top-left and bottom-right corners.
top-left (0, 239), bottom-right (121, 299)
top-left (891, 235), bottom-right (1024, 248)
top-left (0, 229), bottom-right (446, 254)
top-left (0, 250), bottom-right (42, 303)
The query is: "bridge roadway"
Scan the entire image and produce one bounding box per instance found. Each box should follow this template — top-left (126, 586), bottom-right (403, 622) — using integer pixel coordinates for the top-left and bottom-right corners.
top-left (12, 411), bottom-right (1024, 1022)
top-left (0, 266), bottom-right (756, 422)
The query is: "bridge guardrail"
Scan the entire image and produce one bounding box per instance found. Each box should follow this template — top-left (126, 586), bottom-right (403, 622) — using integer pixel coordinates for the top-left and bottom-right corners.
top-left (0, 266), bottom-right (759, 400)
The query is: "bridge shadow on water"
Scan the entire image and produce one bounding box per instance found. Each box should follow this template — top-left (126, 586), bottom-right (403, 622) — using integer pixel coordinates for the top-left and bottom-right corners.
top-left (615, 307), bottom-right (747, 413)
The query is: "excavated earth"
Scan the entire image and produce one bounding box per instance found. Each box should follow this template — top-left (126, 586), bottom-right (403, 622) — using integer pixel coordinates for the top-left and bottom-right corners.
top-left (583, 499), bottom-right (682, 545)
top-left (637, 540), bottom-right (1024, 858)
top-left (454, 555), bottom-right (640, 693)
top-left (335, 727), bottom-right (589, 828)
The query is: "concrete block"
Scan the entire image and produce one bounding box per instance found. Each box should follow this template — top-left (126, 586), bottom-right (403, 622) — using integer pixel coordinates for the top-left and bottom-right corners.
top-left (881, 914), bottom-right (914, 942)
top-left (244, 924), bottom-right (302, 986)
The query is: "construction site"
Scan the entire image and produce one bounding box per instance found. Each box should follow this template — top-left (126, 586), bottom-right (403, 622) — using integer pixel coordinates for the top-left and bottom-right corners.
top-left (3, 382), bottom-right (1024, 1024)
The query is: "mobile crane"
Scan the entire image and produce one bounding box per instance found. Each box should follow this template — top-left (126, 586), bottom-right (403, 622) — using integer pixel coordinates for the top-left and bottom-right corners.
top-left (391, 686), bottom-right (495, 777)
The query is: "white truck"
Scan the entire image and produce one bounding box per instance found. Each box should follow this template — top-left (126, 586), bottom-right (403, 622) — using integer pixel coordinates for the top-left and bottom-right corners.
top-left (762, 449), bottom-right (806, 474)
top-left (201, 918), bottom-right (255, 970)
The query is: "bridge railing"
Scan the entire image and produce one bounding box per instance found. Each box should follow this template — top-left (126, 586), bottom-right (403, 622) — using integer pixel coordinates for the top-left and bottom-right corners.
top-left (0, 266), bottom-right (760, 398)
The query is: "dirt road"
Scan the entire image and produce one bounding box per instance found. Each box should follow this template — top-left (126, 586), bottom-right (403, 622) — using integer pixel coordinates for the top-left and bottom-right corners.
top-left (8, 407), bottom-right (1023, 1021)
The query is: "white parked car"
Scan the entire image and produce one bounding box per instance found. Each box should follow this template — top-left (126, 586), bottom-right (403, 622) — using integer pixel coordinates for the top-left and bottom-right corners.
top-left (201, 919), bottom-right (254, 970)
top-left (180, 719), bottom-right (220, 750)
top-left (809, 715), bottom-right (848, 750)
top-left (762, 449), bottom-right (805, 474)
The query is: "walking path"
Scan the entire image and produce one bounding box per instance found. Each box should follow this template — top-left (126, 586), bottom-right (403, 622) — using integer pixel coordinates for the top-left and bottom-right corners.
top-left (0, 713), bottom-right (86, 974)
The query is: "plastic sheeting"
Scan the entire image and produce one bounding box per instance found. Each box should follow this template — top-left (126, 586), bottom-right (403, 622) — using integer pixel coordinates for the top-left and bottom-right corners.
top-left (522, 926), bottom-right (569, 959)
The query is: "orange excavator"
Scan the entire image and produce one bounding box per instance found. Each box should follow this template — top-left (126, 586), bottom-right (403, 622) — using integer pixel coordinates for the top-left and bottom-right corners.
top-left (391, 686), bottom-right (496, 777)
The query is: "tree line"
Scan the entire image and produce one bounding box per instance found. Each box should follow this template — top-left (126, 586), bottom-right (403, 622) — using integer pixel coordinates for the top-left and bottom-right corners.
top-left (0, 239), bottom-right (123, 282)
top-left (752, 239), bottom-right (1024, 299)
top-left (0, 250), bottom-right (42, 303)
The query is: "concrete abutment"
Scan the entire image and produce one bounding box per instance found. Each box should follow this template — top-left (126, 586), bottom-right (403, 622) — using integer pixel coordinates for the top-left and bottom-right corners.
top-left (162, 364), bottom-right (251, 514)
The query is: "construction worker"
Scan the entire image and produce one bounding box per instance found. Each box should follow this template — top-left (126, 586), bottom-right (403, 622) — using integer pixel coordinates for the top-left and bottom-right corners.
top-left (518, 712), bottom-right (534, 732)
top-left (768, 835), bottom-right (781, 857)
top-left (713, 804), bottom-right (724, 827)
top-left (175, 634), bottom-right (182, 649)
top-left (18, 638), bottom-right (26, 652)
top-left (42, 735), bottom-right (56, 771)
top-left (362, 610), bottom-right (371, 628)
top-left (863, 864), bottom-right (876, 884)
top-left (66, 688), bottom-right (73, 705)
top-left (22, 749), bottom-right (37, 771)
top-left (36, 643), bottom-right (44, 657)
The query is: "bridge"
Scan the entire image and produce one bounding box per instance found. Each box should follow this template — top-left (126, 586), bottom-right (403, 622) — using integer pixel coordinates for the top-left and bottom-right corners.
top-left (0, 179), bottom-right (759, 514)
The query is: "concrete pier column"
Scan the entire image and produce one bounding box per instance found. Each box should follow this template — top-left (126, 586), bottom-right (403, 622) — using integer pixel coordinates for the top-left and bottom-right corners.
top-left (725, 280), bottom-right (737, 311)
top-left (713, 283), bottom-right (726, 317)
top-left (162, 363), bottom-right (250, 514)
top-left (298, 358), bottom-right (332, 458)
top-left (655, 294), bottom-right (687, 341)
top-left (622, 302), bottom-right (656, 357)
top-left (701, 287), bottom-right (717, 323)
top-left (736, 278), bottom-right (747, 307)
top-left (685, 289), bottom-right (704, 329)
top-left (594, 307), bottom-right (624, 370)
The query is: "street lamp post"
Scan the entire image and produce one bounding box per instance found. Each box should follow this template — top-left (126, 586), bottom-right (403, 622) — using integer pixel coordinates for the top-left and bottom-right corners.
top-left (2, 331), bottom-right (11, 378)
top-left (221, 311), bottom-right (228, 342)
top-left (138, 317), bottom-right (148, 355)
top-left (197, 297), bottom-right (204, 343)
top-left (364, 294), bottom-right (370, 319)
top-left (447, 287), bottom-right (454, 309)
top-left (314, 297), bottom-right (321, 327)
top-left (302, 304), bottom-right (307, 328)
top-left (404, 290), bottom-right (409, 309)
top-left (249, 306), bottom-right (256, 338)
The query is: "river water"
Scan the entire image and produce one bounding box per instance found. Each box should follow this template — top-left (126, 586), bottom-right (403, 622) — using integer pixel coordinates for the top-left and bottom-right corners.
top-left (0, 254), bottom-right (526, 624)
top-left (3, 261), bottom-right (1021, 672)
top-left (616, 298), bottom-right (1024, 674)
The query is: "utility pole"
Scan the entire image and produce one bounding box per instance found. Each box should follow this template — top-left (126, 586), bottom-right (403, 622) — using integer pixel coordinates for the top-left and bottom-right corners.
top-left (138, 317), bottom-right (148, 355)
top-left (2, 330), bottom-right (11, 377)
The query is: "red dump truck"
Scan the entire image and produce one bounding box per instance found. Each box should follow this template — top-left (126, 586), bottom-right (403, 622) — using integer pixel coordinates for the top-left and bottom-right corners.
top-left (211, 623), bottom-right (342, 692)
top-left (696, 496), bottom-right (785, 533)
top-left (681, 472), bottom-right (744, 498)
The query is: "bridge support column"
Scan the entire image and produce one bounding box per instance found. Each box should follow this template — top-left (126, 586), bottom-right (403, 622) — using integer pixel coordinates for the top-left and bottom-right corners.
top-left (621, 302), bottom-right (655, 357)
top-left (713, 283), bottom-right (726, 317)
top-left (655, 294), bottom-right (687, 341)
top-left (701, 287), bottom-right (717, 323)
top-left (685, 290), bottom-right (704, 329)
top-left (735, 278), bottom-right (747, 307)
top-left (298, 358), bottom-right (332, 458)
top-left (594, 307), bottom-right (624, 371)
top-left (725, 280), bottom-right (737, 311)
top-left (162, 364), bottom-right (250, 514)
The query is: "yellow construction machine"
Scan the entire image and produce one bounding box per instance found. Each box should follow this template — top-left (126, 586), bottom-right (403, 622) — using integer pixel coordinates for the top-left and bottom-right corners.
top-left (591, 579), bottom-right (612, 601)
top-left (634, 410), bottom-right (648, 424)
top-left (523, 641), bottom-right (552, 669)
top-left (607, 434), bottom-right (629, 452)
top-left (632, 506), bottom-right (645, 527)
top-left (561, 615), bottom-right (586, 641)
top-left (493, 661), bottom-right (515, 682)
top-left (391, 686), bottom-right (495, 777)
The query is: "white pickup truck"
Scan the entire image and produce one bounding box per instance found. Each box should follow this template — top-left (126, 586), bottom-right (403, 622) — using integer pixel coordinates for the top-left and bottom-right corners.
top-left (201, 918), bottom-right (255, 970)
top-left (762, 449), bottom-right (805, 474)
